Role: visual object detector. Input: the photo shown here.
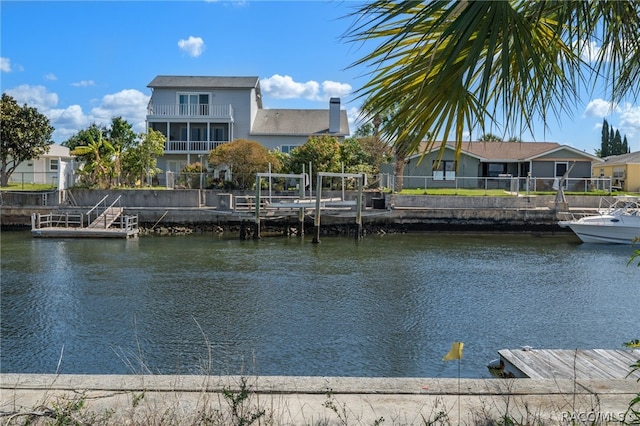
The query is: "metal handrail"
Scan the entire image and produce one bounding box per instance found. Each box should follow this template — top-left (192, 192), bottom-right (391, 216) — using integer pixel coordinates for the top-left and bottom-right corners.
top-left (85, 194), bottom-right (110, 216)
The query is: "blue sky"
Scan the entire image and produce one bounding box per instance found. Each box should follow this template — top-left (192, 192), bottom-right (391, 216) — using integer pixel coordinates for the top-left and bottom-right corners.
top-left (2, 1), bottom-right (640, 155)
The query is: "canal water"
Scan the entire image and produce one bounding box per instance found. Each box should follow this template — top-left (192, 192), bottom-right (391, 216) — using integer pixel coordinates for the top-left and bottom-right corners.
top-left (1, 230), bottom-right (638, 378)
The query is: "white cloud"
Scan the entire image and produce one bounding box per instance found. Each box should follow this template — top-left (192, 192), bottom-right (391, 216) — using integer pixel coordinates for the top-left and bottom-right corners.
top-left (260, 74), bottom-right (352, 102)
top-left (5, 84), bottom-right (59, 111)
top-left (48, 105), bottom-right (88, 130)
top-left (178, 36), bottom-right (205, 57)
top-left (1, 57), bottom-right (11, 72)
top-left (347, 106), bottom-right (364, 135)
top-left (322, 80), bottom-right (352, 99)
top-left (584, 98), bottom-right (618, 118)
top-left (89, 89), bottom-right (149, 134)
top-left (577, 40), bottom-right (603, 63)
top-left (44, 73), bottom-right (57, 81)
top-left (618, 103), bottom-right (640, 138)
top-left (3, 84), bottom-right (148, 142)
top-left (261, 74), bottom-right (319, 100)
top-left (71, 80), bottom-right (95, 87)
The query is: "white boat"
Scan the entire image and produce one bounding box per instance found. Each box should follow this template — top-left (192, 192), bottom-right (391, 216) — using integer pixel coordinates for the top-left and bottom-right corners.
top-left (558, 196), bottom-right (640, 244)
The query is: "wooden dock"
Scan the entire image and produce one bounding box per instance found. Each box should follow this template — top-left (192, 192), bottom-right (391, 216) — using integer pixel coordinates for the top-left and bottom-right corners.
top-left (31, 226), bottom-right (138, 238)
top-left (31, 195), bottom-right (138, 238)
top-left (498, 348), bottom-right (640, 379)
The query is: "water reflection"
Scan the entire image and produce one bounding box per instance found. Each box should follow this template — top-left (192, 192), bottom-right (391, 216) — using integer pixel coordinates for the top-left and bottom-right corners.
top-left (1, 231), bottom-right (638, 378)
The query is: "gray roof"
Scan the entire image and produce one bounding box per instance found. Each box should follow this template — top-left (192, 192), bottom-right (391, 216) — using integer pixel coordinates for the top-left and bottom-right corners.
top-left (411, 141), bottom-right (600, 162)
top-left (147, 75), bottom-right (260, 89)
top-left (251, 109), bottom-right (350, 136)
top-left (603, 151), bottom-right (640, 165)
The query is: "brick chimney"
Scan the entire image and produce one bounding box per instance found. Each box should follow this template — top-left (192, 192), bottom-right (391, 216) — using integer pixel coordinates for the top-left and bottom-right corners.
top-left (329, 98), bottom-right (340, 133)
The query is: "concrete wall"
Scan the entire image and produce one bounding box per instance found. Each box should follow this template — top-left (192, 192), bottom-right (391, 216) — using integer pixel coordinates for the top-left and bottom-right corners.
top-left (388, 194), bottom-right (608, 209)
top-left (1, 189), bottom-right (609, 210)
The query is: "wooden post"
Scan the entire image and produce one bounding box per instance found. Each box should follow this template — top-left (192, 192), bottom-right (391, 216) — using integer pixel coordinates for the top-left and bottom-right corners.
top-left (298, 174), bottom-right (305, 236)
top-left (355, 173), bottom-right (364, 240)
top-left (312, 172), bottom-right (322, 244)
top-left (254, 175), bottom-right (261, 240)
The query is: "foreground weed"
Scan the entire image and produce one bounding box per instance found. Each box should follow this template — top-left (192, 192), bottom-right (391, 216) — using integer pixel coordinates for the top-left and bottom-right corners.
top-left (221, 377), bottom-right (265, 426)
top-left (624, 353), bottom-right (640, 425)
top-left (322, 390), bottom-right (350, 426)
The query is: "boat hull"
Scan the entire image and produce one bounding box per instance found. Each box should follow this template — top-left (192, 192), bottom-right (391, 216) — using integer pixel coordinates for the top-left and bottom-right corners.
top-left (559, 221), bottom-right (640, 244)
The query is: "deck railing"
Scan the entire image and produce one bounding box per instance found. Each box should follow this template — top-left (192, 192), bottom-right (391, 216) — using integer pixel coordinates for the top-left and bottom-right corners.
top-left (147, 103), bottom-right (233, 118)
top-left (32, 212), bottom-right (84, 230)
top-left (164, 140), bottom-right (229, 153)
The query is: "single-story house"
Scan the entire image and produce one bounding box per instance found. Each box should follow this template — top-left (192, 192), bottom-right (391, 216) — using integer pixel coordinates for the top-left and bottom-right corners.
top-left (10, 144), bottom-right (76, 188)
top-left (398, 141), bottom-right (603, 190)
top-left (593, 151), bottom-right (640, 192)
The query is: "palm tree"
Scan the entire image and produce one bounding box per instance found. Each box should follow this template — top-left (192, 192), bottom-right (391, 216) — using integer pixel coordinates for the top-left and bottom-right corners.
top-left (71, 134), bottom-right (115, 188)
top-left (345, 1), bottom-right (640, 160)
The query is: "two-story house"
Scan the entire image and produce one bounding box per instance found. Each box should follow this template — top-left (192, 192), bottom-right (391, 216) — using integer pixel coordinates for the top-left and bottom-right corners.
top-left (146, 75), bottom-right (350, 176)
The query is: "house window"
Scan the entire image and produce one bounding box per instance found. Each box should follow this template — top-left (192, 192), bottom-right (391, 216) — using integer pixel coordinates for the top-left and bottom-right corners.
top-left (433, 160), bottom-right (456, 181)
top-left (613, 167), bottom-right (625, 179)
top-left (487, 163), bottom-right (506, 177)
top-left (280, 145), bottom-right (300, 154)
top-left (178, 93), bottom-right (209, 115)
top-left (49, 159), bottom-right (59, 171)
top-left (555, 162), bottom-right (569, 177)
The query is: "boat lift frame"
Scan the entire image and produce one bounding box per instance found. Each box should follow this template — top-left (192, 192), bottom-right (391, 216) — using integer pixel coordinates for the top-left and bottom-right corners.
top-left (253, 172), bottom-right (307, 239)
top-left (312, 172), bottom-right (366, 244)
top-left (251, 171), bottom-right (366, 242)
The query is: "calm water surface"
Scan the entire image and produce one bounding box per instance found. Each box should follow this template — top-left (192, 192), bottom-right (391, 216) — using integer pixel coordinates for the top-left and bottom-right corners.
top-left (1, 230), bottom-right (638, 378)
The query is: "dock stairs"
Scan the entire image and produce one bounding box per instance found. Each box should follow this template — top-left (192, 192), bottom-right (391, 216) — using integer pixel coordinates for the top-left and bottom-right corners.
top-left (87, 206), bottom-right (124, 229)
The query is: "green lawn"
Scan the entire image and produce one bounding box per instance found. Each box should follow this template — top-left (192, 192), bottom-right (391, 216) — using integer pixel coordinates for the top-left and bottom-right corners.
top-left (0, 182), bottom-right (57, 191)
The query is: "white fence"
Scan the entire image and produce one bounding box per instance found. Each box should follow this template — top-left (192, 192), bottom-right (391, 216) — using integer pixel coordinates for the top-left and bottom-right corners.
top-left (380, 175), bottom-right (613, 194)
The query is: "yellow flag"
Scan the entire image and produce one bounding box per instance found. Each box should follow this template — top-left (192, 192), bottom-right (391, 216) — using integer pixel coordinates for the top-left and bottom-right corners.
top-left (442, 342), bottom-right (464, 361)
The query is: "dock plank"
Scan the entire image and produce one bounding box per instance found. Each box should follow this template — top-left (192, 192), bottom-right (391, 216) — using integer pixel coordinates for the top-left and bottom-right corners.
top-left (498, 349), bottom-right (640, 379)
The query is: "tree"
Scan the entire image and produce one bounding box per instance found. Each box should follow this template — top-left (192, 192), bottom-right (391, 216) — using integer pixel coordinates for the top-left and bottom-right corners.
top-left (107, 117), bottom-right (136, 152)
top-left (120, 129), bottom-right (165, 186)
top-left (359, 98), bottom-right (418, 191)
top-left (346, 1), bottom-right (640, 161)
top-left (623, 135), bottom-right (630, 154)
top-left (63, 123), bottom-right (105, 153)
top-left (208, 138), bottom-right (281, 190)
top-left (352, 134), bottom-right (393, 175)
top-left (0, 93), bottom-right (55, 186)
top-left (479, 133), bottom-right (503, 142)
top-left (600, 118), bottom-right (631, 157)
top-left (286, 135), bottom-right (342, 185)
top-left (601, 119), bottom-right (610, 157)
top-left (71, 133), bottom-right (115, 188)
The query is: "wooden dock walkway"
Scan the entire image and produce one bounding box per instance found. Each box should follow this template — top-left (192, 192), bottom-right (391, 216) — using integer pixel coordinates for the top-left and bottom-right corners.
top-left (31, 195), bottom-right (138, 238)
top-left (498, 348), bottom-right (640, 379)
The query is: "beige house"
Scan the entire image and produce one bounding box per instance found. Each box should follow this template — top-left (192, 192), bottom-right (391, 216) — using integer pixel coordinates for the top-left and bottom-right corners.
top-left (593, 151), bottom-right (640, 192)
top-left (10, 144), bottom-right (75, 188)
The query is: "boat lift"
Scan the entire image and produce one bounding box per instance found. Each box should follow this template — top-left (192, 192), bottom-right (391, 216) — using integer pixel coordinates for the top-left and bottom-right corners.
top-left (312, 172), bottom-right (366, 244)
top-left (251, 171), bottom-right (366, 242)
top-left (253, 172), bottom-right (307, 239)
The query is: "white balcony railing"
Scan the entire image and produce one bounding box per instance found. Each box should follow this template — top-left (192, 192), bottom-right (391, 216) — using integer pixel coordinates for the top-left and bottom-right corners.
top-left (164, 140), bottom-right (229, 153)
top-left (148, 103), bottom-right (233, 119)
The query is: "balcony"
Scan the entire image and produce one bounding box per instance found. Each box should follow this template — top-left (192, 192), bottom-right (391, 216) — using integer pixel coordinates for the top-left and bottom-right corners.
top-left (164, 140), bottom-right (229, 154)
top-left (147, 103), bottom-right (233, 120)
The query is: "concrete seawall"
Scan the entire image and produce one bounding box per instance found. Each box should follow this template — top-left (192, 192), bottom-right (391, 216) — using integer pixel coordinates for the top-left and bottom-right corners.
top-left (1, 374), bottom-right (636, 425)
top-left (1, 189), bottom-right (607, 232)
